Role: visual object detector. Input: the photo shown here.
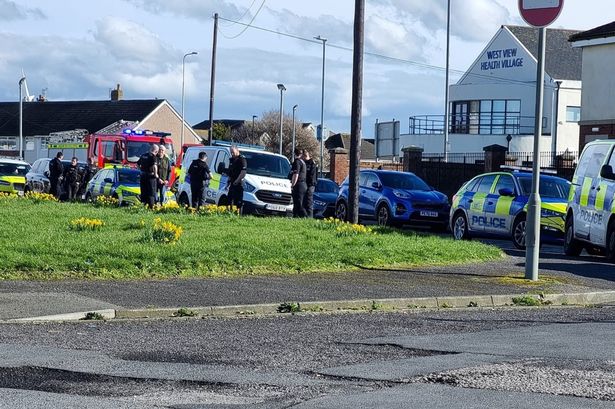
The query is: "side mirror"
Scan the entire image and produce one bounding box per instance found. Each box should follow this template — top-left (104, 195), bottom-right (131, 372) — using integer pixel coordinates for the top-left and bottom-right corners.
top-left (371, 181), bottom-right (382, 190)
top-left (43, 171), bottom-right (50, 178)
top-left (600, 164), bottom-right (615, 180)
top-left (499, 188), bottom-right (515, 197)
top-left (103, 178), bottom-right (113, 184)
top-left (216, 163), bottom-right (226, 175)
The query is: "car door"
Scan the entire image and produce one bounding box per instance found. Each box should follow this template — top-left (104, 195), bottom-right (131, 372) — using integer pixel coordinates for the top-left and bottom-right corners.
top-left (484, 174), bottom-right (516, 235)
top-left (590, 145), bottom-right (615, 246)
top-left (467, 174), bottom-right (497, 233)
top-left (362, 173), bottom-right (381, 217)
top-left (357, 172), bottom-right (370, 216)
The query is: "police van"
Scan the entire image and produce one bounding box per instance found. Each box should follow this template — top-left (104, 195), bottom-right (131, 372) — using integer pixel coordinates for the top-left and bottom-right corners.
top-left (176, 142), bottom-right (293, 215)
top-left (565, 140), bottom-right (615, 260)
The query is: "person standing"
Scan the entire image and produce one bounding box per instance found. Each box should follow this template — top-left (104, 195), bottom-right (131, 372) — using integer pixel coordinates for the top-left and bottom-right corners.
top-left (48, 151), bottom-right (64, 198)
top-left (290, 148), bottom-right (307, 218)
top-left (137, 144), bottom-right (159, 208)
top-left (227, 146), bottom-right (247, 212)
top-left (303, 149), bottom-right (318, 218)
top-left (156, 145), bottom-right (171, 204)
top-left (79, 157), bottom-right (94, 198)
top-left (63, 157), bottom-right (81, 202)
top-left (187, 151), bottom-right (211, 210)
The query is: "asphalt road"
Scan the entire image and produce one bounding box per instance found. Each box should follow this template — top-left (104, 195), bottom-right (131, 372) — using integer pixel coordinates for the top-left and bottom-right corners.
top-left (0, 305), bottom-right (614, 407)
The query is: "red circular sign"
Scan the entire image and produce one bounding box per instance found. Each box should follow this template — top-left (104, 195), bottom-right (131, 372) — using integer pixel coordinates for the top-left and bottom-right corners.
top-left (518, 0), bottom-right (564, 27)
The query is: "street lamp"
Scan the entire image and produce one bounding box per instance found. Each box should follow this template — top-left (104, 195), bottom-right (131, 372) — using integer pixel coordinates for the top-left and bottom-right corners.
top-left (252, 115), bottom-right (257, 144)
top-left (18, 76), bottom-right (26, 160)
top-left (181, 51), bottom-right (198, 148)
top-left (314, 35), bottom-right (327, 176)
top-left (277, 83), bottom-right (286, 155)
top-left (292, 105), bottom-right (298, 157)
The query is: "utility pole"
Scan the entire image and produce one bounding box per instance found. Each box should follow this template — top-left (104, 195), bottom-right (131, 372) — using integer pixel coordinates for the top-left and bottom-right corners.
top-left (315, 35), bottom-right (327, 177)
top-left (208, 13), bottom-right (219, 146)
top-left (348, 0), bottom-right (364, 224)
top-left (19, 76), bottom-right (26, 160)
top-left (443, 0), bottom-right (451, 162)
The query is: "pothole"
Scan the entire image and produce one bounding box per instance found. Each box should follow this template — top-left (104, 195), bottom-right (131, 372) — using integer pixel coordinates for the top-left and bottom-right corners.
top-left (421, 360), bottom-right (615, 401)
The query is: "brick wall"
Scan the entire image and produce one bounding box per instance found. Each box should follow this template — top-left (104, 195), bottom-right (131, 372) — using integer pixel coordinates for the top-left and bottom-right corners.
top-left (329, 148), bottom-right (349, 184)
top-left (579, 123), bottom-right (615, 152)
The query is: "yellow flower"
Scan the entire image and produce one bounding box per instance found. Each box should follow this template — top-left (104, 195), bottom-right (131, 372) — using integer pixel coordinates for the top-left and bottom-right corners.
top-left (69, 217), bottom-right (105, 231)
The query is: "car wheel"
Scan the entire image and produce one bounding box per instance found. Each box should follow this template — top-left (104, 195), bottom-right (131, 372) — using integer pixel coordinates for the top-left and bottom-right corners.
top-left (605, 220), bottom-right (615, 263)
top-left (178, 193), bottom-right (190, 208)
top-left (512, 214), bottom-right (527, 250)
top-left (452, 212), bottom-right (470, 240)
top-left (335, 201), bottom-right (347, 221)
top-left (377, 204), bottom-right (392, 227)
top-left (85, 192), bottom-right (92, 203)
top-left (563, 215), bottom-right (583, 257)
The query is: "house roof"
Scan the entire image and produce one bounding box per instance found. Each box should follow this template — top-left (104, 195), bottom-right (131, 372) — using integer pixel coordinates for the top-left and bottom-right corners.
top-left (569, 21), bottom-right (615, 42)
top-left (192, 119), bottom-right (246, 130)
top-left (324, 133), bottom-right (375, 160)
top-left (0, 99), bottom-right (164, 137)
top-left (505, 25), bottom-right (582, 80)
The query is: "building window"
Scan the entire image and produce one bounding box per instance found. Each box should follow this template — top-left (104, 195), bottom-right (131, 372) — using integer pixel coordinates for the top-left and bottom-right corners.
top-left (566, 106), bottom-right (581, 123)
top-left (0, 137), bottom-right (17, 151)
top-left (457, 99), bottom-right (521, 135)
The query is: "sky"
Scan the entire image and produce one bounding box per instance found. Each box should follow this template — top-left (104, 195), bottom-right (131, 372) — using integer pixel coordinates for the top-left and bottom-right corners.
top-left (0, 0), bottom-right (611, 136)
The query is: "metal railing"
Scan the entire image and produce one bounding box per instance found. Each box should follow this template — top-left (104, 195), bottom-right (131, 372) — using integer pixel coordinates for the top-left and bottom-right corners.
top-left (409, 114), bottom-right (540, 135)
top-left (421, 150), bottom-right (578, 168)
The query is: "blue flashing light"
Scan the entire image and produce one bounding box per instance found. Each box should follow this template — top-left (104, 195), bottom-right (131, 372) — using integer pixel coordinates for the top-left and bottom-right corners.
top-left (123, 129), bottom-right (132, 134)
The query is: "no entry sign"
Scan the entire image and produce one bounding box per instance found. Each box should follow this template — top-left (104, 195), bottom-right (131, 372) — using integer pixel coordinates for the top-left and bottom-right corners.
top-left (518, 0), bottom-right (564, 27)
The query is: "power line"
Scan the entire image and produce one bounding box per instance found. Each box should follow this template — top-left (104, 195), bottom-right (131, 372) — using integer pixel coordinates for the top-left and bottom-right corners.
top-left (219, 0), bottom-right (266, 40)
top-left (216, 15), bottom-right (545, 88)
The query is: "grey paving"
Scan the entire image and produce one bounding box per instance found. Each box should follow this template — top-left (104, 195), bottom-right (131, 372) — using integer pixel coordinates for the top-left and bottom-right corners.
top-left (290, 383), bottom-right (615, 409)
top-left (0, 292), bottom-right (118, 320)
top-left (0, 388), bottom-right (154, 409)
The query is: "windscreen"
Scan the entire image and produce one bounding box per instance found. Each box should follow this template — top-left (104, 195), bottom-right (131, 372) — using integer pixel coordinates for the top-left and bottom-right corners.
top-left (0, 162), bottom-right (30, 176)
top-left (518, 176), bottom-right (570, 200)
top-left (240, 151), bottom-right (290, 179)
top-left (378, 172), bottom-right (431, 191)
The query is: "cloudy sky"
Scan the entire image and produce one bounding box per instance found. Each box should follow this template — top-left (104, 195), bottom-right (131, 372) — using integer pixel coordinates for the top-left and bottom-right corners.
top-left (0, 0), bottom-right (610, 135)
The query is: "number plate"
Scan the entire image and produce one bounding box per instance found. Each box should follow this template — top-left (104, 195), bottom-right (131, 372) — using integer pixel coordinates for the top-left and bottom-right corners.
top-left (420, 210), bottom-right (439, 218)
top-left (266, 204), bottom-right (287, 212)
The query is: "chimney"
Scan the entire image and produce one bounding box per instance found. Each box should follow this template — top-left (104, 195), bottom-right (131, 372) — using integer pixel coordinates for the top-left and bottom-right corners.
top-left (110, 84), bottom-right (123, 101)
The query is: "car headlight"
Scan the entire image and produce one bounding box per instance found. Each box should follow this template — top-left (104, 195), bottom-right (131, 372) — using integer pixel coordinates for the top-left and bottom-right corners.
top-left (314, 200), bottom-right (327, 207)
top-left (393, 190), bottom-right (411, 199)
top-left (541, 209), bottom-right (562, 218)
top-left (244, 181), bottom-right (256, 193)
top-left (0, 180), bottom-right (10, 186)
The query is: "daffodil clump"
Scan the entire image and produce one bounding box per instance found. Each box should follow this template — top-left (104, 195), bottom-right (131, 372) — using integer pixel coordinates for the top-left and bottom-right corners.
top-left (0, 192), bottom-right (21, 201)
top-left (322, 217), bottom-right (375, 237)
top-left (199, 204), bottom-right (240, 216)
top-left (152, 201), bottom-right (183, 214)
top-left (93, 195), bottom-right (120, 207)
top-left (69, 217), bottom-right (105, 231)
top-left (24, 192), bottom-right (58, 203)
top-left (145, 218), bottom-right (183, 244)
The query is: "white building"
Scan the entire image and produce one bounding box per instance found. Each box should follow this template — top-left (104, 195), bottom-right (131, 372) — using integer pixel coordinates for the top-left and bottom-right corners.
top-left (399, 25), bottom-right (582, 156)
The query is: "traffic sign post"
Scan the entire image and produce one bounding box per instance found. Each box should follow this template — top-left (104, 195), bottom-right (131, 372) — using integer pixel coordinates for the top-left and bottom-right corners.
top-left (518, 0), bottom-right (564, 281)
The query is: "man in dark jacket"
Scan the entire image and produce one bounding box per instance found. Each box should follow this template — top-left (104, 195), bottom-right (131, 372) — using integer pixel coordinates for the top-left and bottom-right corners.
top-left (303, 149), bottom-right (318, 218)
top-left (63, 157), bottom-right (81, 201)
top-left (227, 146), bottom-right (247, 212)
top-left (48, 152), bottom-right (64, 198)
top-left (290, 148), bottom-right (307, 218)
top-left (137, 144), bottom-right (159, 208)
top-left (156, 145), bottom-right (171, 204)
top-left (187, 151), bottom-right (211, 210)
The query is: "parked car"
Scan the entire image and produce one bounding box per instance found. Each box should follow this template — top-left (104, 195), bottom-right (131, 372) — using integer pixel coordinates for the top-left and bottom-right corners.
top-left (25, 158), bottom-right (87, 198)
top-left (450, 170), bottom-right (570, 249)
top-left (313, 178), bottom-right (339, 218)
top-left (335, 170), bottom-right (450, 229)
top-left (0, 158), bottom-right (30, 195)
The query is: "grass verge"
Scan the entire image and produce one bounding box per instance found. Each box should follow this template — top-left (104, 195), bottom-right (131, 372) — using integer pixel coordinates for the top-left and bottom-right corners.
top-left (0, 198), bottom-right (503, 280)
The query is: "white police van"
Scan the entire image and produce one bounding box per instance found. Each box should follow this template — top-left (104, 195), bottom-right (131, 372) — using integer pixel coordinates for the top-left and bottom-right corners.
top-left (565, 139), bottom-right (615, 260)
top-left (176, 142), bottom-right (293, 215)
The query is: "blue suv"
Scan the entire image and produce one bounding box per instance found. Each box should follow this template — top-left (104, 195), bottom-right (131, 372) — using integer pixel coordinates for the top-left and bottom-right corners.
top-left (335, 170), bottom-right (450, 229)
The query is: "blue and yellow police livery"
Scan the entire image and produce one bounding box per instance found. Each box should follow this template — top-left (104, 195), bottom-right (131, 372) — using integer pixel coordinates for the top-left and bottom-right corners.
top-left (85, 167), bottom-right (144, 206)
top-left (0, 159), bottom-right (29, 195)
top-left (450, 171), bottom-right (570, 249)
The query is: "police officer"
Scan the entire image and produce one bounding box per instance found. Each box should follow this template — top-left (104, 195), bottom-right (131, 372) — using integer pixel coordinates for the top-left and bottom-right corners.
top-left (80, 157), bottom-right (94, 198)
top-left (137, 144), bottom-right (159, 208)
top-left (156, 145), bottom-right (171, 204)
top-left (48, 151), bottom-right (64, 198)
top-left (227, 146), bottom-right (247, 212)
top-left (187, 151), bottom-right (211, 210)
top-left (291, 148), bottom-right (307, 218)
top-left (303, 149), bottom-right (318, 218)
top-left (63, 157), bottom-right (81, 202)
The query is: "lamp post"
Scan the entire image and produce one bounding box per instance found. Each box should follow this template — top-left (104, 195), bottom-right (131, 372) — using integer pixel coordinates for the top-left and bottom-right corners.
top-left (292, 105), bottom-right (298, 157)
top-left (181, 51), bottom-right (198, 148)
top-left (252, 115), bottom-right (257, 144)
top-left (18, 76), bottom-right (26, 160)
top-left (277, 83), bottom-right (286, 155)
top-left (314, 35), bottom-right (327, 176)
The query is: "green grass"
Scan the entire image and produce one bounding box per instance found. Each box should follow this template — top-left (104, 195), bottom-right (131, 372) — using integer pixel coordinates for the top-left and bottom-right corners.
top-left (0, 198), bottom-right (503, 280)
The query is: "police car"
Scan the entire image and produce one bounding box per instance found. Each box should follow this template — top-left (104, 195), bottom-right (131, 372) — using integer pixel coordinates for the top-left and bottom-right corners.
top-left (450, 170), bottom-right (570, 249)
top-left (0, 158), bottom-right (29, 196)
top-left (565, 140), bottom-right (615, 260)
top-left (85, 166), bottom-right (173, 205)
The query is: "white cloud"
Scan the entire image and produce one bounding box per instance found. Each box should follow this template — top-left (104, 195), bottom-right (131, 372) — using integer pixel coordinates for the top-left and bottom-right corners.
top-left (0, 0), bottom-right (45, 21)
top-left (124, 0), bottom-right (242, 20)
